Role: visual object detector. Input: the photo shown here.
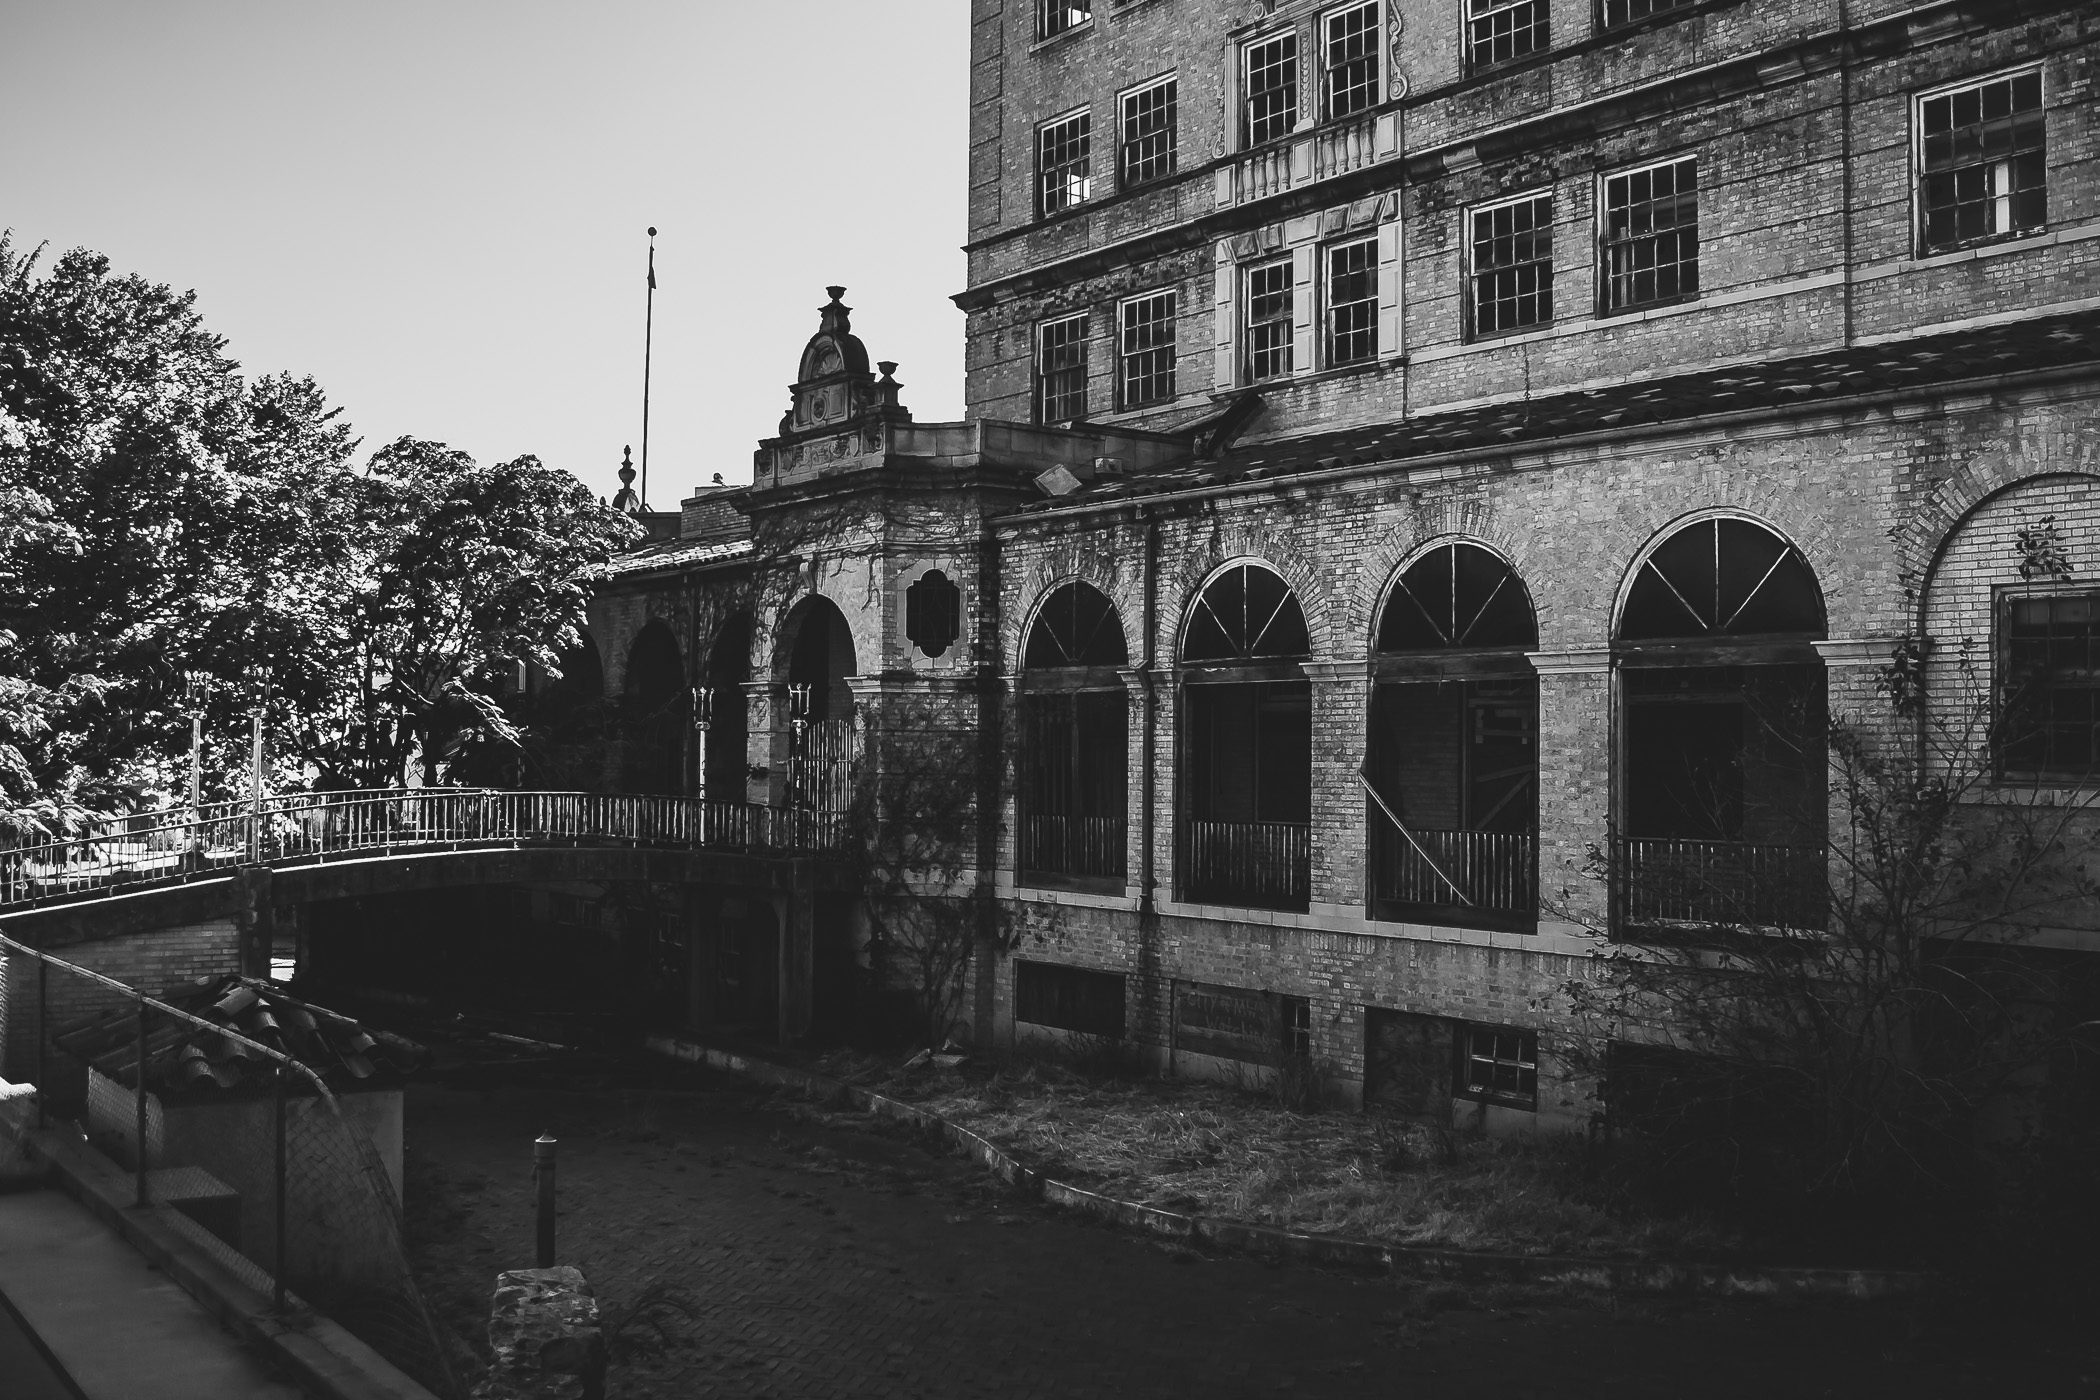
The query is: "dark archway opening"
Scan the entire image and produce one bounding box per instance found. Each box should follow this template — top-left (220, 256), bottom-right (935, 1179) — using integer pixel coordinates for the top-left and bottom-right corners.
top-left (1615, 517), bottom-right (1828, 935)
top-left (623, 620), bottom-right (687, 795)
top-left (704, 615), bottom-right (752, 803)
top-left (1367, 543), bottom-right (1539, 930)
top-left (1180, 564), bottom-right (1311, 911)
top-left (1018, 582), bottom-right (1129, 891)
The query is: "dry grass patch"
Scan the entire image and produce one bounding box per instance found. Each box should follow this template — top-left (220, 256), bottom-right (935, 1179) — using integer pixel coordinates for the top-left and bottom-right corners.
top-left (810, 1049), bottom-right (1733, 1260)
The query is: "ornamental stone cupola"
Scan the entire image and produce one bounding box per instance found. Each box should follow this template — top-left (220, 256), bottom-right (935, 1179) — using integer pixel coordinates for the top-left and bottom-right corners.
top-left (779, 287), bottom-right (910, 438)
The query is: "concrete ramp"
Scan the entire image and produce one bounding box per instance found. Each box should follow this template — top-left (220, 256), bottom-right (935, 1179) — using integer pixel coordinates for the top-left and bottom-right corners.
top-left (0, 1189), bottom-right (307, 1400)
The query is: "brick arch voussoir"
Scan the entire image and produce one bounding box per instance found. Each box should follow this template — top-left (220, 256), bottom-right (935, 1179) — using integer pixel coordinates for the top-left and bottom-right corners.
top-left (1007, 542), bottom-right (1142, 675)
top-left (1352, 504), bottom-right (1540, 654)
top-left (763, 583), bottom-right (874, 685)
top-left (1165, 525), bottom-right (1337, 660)
top-left (1898, 449), bottom-right (2100, 596)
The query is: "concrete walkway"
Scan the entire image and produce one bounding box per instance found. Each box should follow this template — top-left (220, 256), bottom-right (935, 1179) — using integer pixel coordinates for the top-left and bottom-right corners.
top-left (0, 1189), bottom-right (307, 1400)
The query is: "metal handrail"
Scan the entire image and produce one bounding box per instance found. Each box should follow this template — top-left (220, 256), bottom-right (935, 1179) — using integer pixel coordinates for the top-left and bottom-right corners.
top-left (0, 790), bottom-right (845, 907)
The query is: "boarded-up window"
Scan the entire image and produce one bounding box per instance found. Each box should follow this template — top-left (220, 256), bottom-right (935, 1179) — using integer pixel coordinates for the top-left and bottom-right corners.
top-left (1363, 1007), bottom-right (1455, 1116)
top-left (1173, 980), bottom-right (1305, 1066)
top-left (1014, 961), bottom-right (1125, 1038)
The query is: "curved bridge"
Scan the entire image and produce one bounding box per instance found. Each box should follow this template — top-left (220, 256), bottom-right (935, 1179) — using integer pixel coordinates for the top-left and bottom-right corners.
top-left (2, 788), bottom-right (845, 909)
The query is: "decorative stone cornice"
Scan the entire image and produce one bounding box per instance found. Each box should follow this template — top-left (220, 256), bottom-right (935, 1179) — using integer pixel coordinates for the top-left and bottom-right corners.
top-left (1302, 659), bottom-right (1373, 683)
top-left (1813, 637), bottom-right (1900, 669)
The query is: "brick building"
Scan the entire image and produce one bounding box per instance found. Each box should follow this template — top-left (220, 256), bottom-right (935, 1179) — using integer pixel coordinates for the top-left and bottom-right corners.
top-left (586, 0), bottom-right (2100, 1128)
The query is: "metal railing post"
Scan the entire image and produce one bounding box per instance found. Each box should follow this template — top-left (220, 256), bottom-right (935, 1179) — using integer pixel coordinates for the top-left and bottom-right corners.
top-left (34, 955), bottom-right (46, 1130)
top-left (274, 1066), bottom-right (288, 1310)
top-left (534, 1134), bottom-right (557, 1267)
top-left (134, 995), bottom-right (149, 1207)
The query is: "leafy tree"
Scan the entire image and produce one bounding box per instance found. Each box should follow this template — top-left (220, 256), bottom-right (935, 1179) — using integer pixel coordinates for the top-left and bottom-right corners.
top-left (287, 438), bottom-right (640, 788)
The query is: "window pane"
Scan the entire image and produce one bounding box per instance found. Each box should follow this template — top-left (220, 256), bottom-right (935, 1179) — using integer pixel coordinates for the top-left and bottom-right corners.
top-left (1038, 0), bottom-right (1091, 40)
top-left (1245, 34), bottom-right (1298, 146)
top-left (1038, 316), bottom-right (1088, 423)
top-left (1038, 113), bottom-right (1092, 217)
top-left (1121, 78), bottom-right (1177, 187)
top-left (1119, 291), bottom-right (1177, 407)
top-left (1604, 158), bottom-right (1698, 312)
top-left (2000, 591), bottom-right (2100, 781)
top-left (1325, 3), bottom-right (1380, 120)
top-left (1602, 0), bottom-right (1690, 27)
top-left (1467, 0), bottom-right (1547, 70)
top-left (1244, 260), bottom-right (1294, 381)
top-left (1325, 239), bottom-right (1378, 366)
top-left (1471, 193), bottom-right (1554, 335)
top-left (1918, 71), bottom-right (2045, 254)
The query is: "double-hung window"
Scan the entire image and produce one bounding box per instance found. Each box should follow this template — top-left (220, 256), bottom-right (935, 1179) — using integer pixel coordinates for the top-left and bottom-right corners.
top-left (1324, 3), bottom-right (1382, 121)
top-left (1470, 193), bottom-right (1554, 336)
top-left (1918, 70), bottom-right (2045, 256)
top-left (1121, 77), bottom-right (1177, 188)
top-left (1244, 260), bottom-right (1295, 381)
top-left (1602, 157), bottom-right (1698, 312)
top-left (1038, 111), bottom-right (1093, 217)
top-left (1602, 0), bottom-right (1690, 27)
top-left (1325, 239), bottom-right (1377, 367)
top-left (1467, 0), bottom-right (1547, 71)
top-left (1243, 33), bottom-right (1299, 146)
top-left (1458, 1025), bottom-right (1539, 1110)
top-left (1999, 591), bottom-right (2100, 782)
top-left (1038, 0), bottom-right (1091, 41)
top-left (1037, 315), bottom-right (1089, 423)
top-left (1119, 291), bottom-right (1177, 408)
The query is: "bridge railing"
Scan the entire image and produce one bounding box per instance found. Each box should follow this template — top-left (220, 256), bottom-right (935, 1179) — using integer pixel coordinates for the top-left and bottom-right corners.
top-left (0, 789), bottom-right (846, 907)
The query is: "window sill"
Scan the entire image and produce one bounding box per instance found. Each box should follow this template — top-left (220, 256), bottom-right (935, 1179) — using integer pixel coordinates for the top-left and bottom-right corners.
top-left (1597, 292), bottom-right (1700, 319)
top-left (1028, 21), bottom-right (1095, 55)
top-left (1914, 227), bottom-right (2054, 266)
top-left (1466, 320), bottom-right (1557, 345)
top-left (1231, 356), bottom-right (1401, 395)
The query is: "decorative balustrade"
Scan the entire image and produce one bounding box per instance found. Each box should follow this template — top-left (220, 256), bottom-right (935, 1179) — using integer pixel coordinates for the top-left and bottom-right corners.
top-left (1182, 819), bottom-right (1310, 911)
top-left (0, 789), bottom-right (845, 907)
top-left (1612, 836), bottom-right (1828, 934)
top-left (1370, 825), bottom-right (1536, 926)
top-left (1215, 111), bottom-right (1399, 208)
top-left (1017, 813), bottom-right (1126, 885)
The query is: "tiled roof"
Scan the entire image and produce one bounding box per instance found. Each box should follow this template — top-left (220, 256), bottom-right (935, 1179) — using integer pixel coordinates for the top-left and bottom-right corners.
top-left (55, 977), bottom-right (426, 1097)
top-left (1018, 309), bottom-right (2100, 510)
top-left (596, 536), bottom-right (754, 579)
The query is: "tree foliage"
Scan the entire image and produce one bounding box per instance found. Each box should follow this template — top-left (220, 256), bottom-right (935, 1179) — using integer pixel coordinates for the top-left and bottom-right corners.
top-left (0, 234), bottom-right (638, 825)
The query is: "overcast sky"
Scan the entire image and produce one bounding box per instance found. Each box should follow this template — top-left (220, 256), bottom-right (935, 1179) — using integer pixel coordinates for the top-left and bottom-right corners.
top-left (0, 0), bottom-right (968, 504)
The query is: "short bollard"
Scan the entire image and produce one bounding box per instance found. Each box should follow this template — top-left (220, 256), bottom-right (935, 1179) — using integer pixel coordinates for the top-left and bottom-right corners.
top-left (534, 1134), bottom-right (557, 1267)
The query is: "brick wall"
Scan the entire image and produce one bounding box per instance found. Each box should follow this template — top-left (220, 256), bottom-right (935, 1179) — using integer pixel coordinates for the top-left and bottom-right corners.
top-left (0, 918), bottom-right (242, 1089)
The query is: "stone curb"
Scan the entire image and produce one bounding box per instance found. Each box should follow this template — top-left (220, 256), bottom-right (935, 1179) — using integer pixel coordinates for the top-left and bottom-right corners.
top-left (23, 1123), bottom-right (441, 1400)
top-left (645, 1035), bottom-right (1936, 1303)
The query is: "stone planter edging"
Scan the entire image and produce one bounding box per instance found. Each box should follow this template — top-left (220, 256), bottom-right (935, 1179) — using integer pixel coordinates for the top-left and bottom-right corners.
top-left (643, 1036), bottom-right (1933, 1302)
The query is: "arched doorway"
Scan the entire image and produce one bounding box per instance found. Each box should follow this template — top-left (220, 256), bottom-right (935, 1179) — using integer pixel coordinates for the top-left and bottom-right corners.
top-left (522, 635), bottom-right (605, 789)
top-left (703, 615), bottom-right (752, 803)
top-left (623, 620), bottom-right (686, 795)
top-left (1179, 562), bottom-right (1311, 911)
top-left (1614, 515), bottom-right (1827, 934)
top-left (781, 598), bottom-right (859, 825)
top-left (1366, 542), bottom-right (1539, 928)
top-left (1018, 581), bottom-right (1129, 890)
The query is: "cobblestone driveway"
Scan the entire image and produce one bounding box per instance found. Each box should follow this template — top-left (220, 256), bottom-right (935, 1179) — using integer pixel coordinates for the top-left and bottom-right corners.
top-left (401, 1053), bottom-right (2088, 1399)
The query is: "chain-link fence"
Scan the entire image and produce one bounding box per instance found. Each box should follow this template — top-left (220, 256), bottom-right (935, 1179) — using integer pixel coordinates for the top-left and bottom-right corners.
top-left (0, 933), bottom-right (458, 1397)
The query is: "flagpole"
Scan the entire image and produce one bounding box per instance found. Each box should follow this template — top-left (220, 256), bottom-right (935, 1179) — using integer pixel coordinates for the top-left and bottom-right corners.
top-left (641, 226), bottom-right (657, 511)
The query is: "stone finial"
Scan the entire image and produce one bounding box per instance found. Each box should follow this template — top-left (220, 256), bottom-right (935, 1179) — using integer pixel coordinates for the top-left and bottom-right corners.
top-left (610, 446), bottom-right (641, 515)
top-left (819, 286), bottom-right (851, 336)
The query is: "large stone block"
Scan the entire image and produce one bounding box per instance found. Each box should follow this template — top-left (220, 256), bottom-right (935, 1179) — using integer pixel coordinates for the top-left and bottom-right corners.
top-left (475, 1266), bottom-right (605, 1400)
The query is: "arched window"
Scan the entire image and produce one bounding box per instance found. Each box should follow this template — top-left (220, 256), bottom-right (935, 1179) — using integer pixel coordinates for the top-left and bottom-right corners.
top-left (1179, 564), bottom-right (1310, 911)
top-left (1378, 543), bottom-right (1538, 652)
top-left (1018, 582), bottom-right (1129, 889)
top-left (1183, 563), bottom-right (1310, 663)
top-left (1615, 516), bottom-right (1828, 935)
top-left (1367, 544), bottom-right (1539, 929)
top-left (1025, 581), bottom-right (1129, 668)
top-left (1619, 517), bottom-right (1822, 641)
top-left (780, 597), bottom-right (859, 820)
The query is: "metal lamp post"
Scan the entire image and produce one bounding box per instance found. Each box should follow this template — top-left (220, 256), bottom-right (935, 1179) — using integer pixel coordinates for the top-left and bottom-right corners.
top-left (181, 671), bottom-right (211, 854)
top-left (247, 673), bottom-right (270, 864)
top-left (692, 685), bottom-right (712, 801)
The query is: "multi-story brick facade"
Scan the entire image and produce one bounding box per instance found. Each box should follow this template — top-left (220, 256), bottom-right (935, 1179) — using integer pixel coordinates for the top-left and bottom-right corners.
top-left (589, 0), bottom-right (2100, 1129)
